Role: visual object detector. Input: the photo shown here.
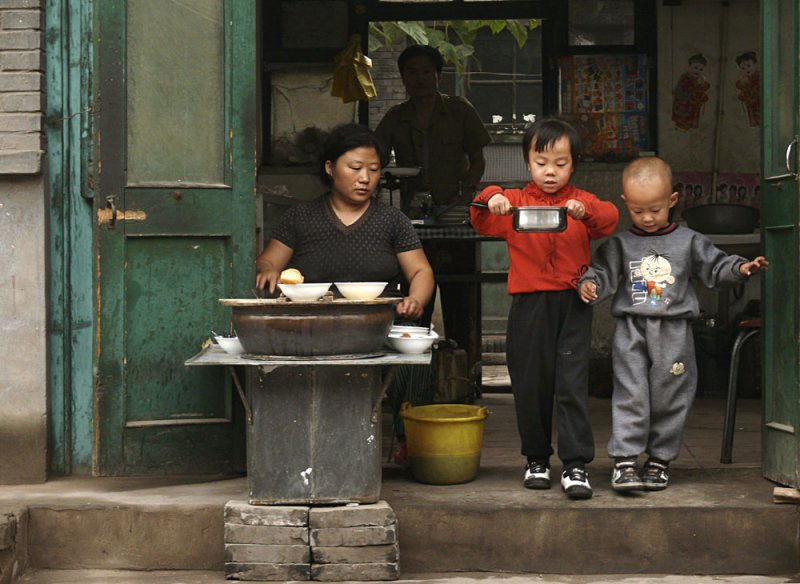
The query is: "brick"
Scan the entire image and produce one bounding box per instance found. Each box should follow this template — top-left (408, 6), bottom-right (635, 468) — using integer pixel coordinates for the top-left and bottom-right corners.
top-left (310, 562), bottom-right (399, 581)
top-left (0, 0), bottom-right (41, 7)
top-left (310, 501), bottom-right (396, 528)
top-left (224, 500), bottom-right (308, 527)
top-left (0, 30), bottom-right (40, 50)
top-left (0, 149), bottom-right (40, 173)
top-left (225, 543), bottom-right (310, 564)
top-left (312, 543), bottom-right (398, 564)
top-left (0, 72), bottom-right (42, 91)
top-left (0, 113), bottom-right (41, 131)
top-left (225, 562), bottom-right (310, 581)
top-left (0, 50), bottom-right (41, 71)
top-left (310, 524), bottom-right (397, 547)
top-left (0, 92), bottom-right (41, 112)
top-left (225, 523), bottom-right (309, 545)
top-left (0, 132), bottom-right (42, 150)
top-left (2, 10), bottom-right (41, 29)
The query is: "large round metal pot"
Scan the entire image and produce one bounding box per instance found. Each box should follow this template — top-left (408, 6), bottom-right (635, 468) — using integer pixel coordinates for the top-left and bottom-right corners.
top-left (681, 204), bottom-right (759, 234)
top-left (219, 298), bottom-right (400, 357)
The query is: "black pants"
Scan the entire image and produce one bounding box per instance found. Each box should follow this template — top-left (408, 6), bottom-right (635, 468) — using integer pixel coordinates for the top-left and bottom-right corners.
top-left (506, 290), bottom-right (594, 469)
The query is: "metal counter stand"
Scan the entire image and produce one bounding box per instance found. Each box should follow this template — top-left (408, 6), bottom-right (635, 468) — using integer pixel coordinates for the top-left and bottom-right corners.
top-left (185, 345), bottom-right (430, 505)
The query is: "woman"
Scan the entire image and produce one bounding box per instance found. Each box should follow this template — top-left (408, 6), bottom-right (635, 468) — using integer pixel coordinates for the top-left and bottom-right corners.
top-left (255, 123), bottom-right (434, 321)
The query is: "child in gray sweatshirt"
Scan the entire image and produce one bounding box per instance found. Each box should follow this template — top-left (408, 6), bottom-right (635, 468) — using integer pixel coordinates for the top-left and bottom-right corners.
top-left (578, 157), bottom-right (768, 491)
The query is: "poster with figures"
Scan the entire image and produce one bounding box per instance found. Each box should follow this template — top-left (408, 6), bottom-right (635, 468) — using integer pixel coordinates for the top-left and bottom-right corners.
top-left (559, 54), bottom-right (650, 160)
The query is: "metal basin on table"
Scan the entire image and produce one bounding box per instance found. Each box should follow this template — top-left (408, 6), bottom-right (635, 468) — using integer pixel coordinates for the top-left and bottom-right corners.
top-left (219, 297), bottom-right (400, 357)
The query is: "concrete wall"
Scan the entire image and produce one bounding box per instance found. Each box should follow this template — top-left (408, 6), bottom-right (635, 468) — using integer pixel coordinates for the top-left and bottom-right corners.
top-left (0, 0), bottom-right (47, 484)
top-left (0, 177), bottom-right (47, 484)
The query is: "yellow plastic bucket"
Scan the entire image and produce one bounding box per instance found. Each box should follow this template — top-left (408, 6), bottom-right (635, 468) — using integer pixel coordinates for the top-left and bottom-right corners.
top-left (400, 402), bottom-right (489, 485)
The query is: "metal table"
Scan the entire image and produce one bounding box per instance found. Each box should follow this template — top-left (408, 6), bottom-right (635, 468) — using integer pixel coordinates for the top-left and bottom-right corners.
top-left (186, 345), bottom-right (430, 505)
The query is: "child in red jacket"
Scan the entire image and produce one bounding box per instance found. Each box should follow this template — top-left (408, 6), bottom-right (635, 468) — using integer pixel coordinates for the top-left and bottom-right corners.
top-left (470, 118), bottom-right (619, 499)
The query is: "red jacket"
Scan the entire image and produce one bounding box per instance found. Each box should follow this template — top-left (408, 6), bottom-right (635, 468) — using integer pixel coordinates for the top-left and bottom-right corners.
top-left (470, 182), bottom-right (619, 294)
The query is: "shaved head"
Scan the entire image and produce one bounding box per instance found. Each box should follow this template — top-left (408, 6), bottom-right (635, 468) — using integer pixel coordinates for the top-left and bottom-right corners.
top-left (623, 156), bottom-right (673, 191)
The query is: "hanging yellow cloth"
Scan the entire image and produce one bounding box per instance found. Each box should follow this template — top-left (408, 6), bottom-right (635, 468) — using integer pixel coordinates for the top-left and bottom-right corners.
top-left (331, 35), bottom-right (377, 103)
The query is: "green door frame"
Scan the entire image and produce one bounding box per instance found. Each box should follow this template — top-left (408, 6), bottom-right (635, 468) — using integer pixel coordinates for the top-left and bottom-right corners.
top-left (760, 0), bottom-right (800, 487)
top-left (45, 0), bottom-right (96, 475)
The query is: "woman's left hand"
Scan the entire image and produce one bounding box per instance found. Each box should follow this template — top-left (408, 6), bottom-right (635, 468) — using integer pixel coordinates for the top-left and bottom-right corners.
top-left (395, 296), bottom-right (425, 320)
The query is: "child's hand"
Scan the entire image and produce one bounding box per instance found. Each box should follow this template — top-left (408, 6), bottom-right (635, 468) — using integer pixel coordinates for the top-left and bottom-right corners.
top-left (487, 194), bottom-right (513, 216)
top-left (579, 281), bottom-right (598, 303)
top-left (565, 199), bottom-right (586, 220)
top-left (739, 256), bottom-right (769, 276)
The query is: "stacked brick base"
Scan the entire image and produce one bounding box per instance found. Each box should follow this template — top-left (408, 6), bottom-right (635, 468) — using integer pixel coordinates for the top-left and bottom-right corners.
top-left (224, 500), bottom-right (399, 581)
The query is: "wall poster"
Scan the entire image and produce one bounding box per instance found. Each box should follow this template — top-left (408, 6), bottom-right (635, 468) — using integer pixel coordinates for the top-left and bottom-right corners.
top-left (559, 54), bottom-right (650, 161)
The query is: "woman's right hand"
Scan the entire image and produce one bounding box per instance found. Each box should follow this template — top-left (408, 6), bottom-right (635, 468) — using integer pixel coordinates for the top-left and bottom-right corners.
top-left (255, 239), bottom-right (294, 294)
top-left (255, 261), bottom-right (279, 294)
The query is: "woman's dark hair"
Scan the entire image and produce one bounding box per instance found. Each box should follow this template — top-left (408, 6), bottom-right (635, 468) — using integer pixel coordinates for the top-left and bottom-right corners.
top-left (397, 44), bottom-right (444, 75)
top-left (522, 118), bottom-right (582, 167)
top-left (319, 123), bottom-right (384, 186)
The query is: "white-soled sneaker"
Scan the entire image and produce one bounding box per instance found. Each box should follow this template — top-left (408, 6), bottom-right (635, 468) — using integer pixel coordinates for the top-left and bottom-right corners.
top-left (523, 461), bottom-right (551, 489)
top-left (561, 467), bottom-right (592, 499)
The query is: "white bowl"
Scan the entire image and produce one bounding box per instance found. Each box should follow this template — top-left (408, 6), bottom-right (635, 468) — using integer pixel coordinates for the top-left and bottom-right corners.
top-left (278, 282), bottom-right (332, 302)
top-left (335, 282), bottom-right (387, 301)
top-left (214, 336), bottom-right (245, 355)
top-left (390, 325), bottom-right (432, 336)
top-left (386, 331), bottom-right (438, 354)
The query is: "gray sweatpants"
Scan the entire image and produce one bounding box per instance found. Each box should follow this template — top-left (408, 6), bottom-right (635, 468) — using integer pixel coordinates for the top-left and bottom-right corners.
top-left (608, 316), bottom-right (697, 462)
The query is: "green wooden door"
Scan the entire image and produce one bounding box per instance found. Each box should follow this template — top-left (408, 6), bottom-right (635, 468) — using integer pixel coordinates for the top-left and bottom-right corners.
top-left (761, 0), bottom-right (800, 487)
top-left (94, 0), bottom-right (256, 475)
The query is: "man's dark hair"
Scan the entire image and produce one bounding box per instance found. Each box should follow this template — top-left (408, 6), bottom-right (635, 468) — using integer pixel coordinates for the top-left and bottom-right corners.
top-left (397, 44), bottom-right (444, 75)
top-left (319, 123), bottom-right (384, 186)
top-left (522, 118), bottom-right (582, 166)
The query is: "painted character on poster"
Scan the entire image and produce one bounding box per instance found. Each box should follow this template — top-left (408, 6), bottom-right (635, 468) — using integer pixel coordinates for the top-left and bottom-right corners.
top-left (671, 54), bottom-right (710, 130)
top-left (735, 51), bottom-right (760, 128)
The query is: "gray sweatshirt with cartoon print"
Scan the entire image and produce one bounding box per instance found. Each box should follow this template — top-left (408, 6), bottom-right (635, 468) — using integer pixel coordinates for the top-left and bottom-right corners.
top-left (579, 224), bottom-right (748, 319)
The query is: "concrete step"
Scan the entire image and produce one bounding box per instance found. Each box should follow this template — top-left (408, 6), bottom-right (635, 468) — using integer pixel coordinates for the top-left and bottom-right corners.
top-left (0, 398), bottom-right (796, 578)
top-left (7, 471), bottom-right (796, 577)
top-left (14, 569), bottom-right (796, 583)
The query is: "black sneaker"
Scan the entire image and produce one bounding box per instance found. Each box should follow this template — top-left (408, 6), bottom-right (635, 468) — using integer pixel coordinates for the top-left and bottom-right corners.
top-left (561, 467), bottom-right (592, 500)
top-left (641, 459), bottom-right (670, 490)
top-left (523, 461), bottom-right (551, 489)
top-left (611, 460), bottom-right (645, 491)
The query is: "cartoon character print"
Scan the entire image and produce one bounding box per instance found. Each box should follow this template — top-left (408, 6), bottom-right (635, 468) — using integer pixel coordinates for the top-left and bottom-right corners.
top-left (629, 253), bottom-right (675, 306)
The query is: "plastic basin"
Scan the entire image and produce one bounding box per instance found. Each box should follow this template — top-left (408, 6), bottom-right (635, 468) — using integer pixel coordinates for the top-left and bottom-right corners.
top-left (400, 402), bottom-right (489, 485)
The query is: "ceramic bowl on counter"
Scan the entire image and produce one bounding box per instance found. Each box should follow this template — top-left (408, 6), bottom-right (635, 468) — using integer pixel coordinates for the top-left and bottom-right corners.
top-left (277, 282), bottom-right (332, 302)
top-left (390, 325), bottom-right (433, 336)
top-left (335, 282), bottom-right (388, 301)
top-left (386, 330), bottom-right (439, 354)
top-left (214, 335), bottom-right (245, 355)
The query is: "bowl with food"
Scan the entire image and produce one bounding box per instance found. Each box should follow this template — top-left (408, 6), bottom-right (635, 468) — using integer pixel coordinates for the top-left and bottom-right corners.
top-left (335, 282), bottom-right (388, 301)
top-left (386, 330), bottom-right (439, 354)
top-left (278, 282), bottom-right (332, 302)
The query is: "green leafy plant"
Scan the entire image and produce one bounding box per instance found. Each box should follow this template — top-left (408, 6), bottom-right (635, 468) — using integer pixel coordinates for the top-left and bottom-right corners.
top-left (369, 19), bottom-right (540, 73)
